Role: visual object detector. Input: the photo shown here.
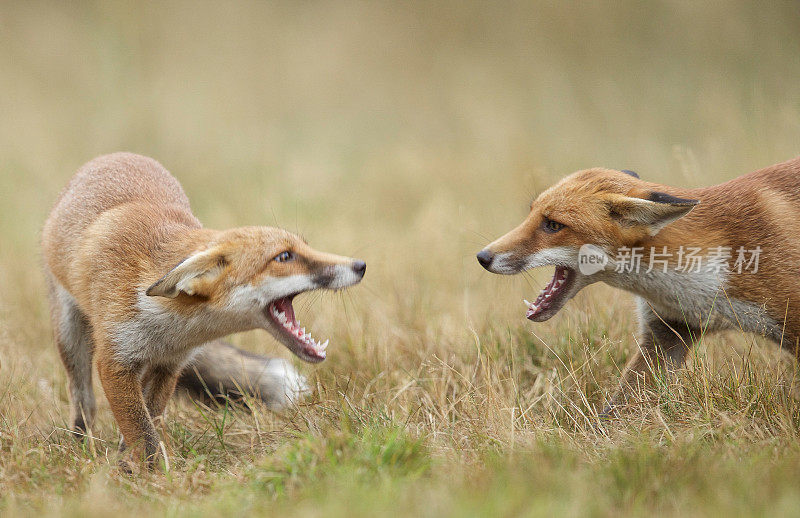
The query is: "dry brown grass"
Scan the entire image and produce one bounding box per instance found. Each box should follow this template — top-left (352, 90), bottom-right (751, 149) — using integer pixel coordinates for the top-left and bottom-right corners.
top-left (2, 1), bottom-right (800, 516)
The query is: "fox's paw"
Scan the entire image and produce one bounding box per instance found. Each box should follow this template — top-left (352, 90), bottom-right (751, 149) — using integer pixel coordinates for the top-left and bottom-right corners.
top-left (598, 405), bottom-right (617, 421)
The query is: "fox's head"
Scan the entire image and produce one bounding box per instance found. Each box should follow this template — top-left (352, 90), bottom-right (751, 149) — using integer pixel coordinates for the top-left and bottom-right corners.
top-left (477, 168), bottom-right (698, 322)
top-left (146, 226), bottom-right (366, 363)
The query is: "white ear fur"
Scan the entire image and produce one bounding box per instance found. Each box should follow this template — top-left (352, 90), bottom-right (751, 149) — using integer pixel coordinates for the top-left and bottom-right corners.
top-left (146, 248), bottom-right (225, 298)
top-left (609, 194), bottom-right (699, 236)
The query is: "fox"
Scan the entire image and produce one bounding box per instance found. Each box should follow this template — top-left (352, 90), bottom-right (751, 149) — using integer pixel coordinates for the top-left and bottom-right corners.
top-left (42, 152), bottom-right (366, 466)
top-left (477, 157), bottom-right (800, 415)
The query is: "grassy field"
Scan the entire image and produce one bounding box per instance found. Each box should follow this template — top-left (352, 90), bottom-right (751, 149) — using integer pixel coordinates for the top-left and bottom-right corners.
top-left (2, 1), bottom-right (800, 516)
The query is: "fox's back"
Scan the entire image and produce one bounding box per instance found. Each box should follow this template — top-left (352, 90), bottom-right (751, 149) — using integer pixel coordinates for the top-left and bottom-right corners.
top-left (42, 153), bottom-right (194, 286)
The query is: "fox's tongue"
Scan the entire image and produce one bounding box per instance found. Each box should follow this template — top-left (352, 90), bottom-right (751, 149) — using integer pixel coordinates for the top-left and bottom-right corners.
top-left (273, 295), bottom-right (296, 322)
top-left (524, 266), bottom-right (571, 320)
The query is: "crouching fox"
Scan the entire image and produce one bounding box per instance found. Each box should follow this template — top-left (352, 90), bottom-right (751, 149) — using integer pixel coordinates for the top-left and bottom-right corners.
top-left (43, 152), bottom-right (366, 466)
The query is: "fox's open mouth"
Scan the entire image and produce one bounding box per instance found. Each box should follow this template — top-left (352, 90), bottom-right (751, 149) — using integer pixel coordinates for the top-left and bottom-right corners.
top-left (524, 266), bottom-right (576, 322)
top-left (265, 296), bottom-right (329, 363)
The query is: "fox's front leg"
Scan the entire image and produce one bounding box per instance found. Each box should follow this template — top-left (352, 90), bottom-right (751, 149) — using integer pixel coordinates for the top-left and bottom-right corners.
top-left (142, 365), bottom-right (180, 424)
top-left (604, 303), bottom-right (699, 416)
top-left (95, 347), bottom-right (160, 467)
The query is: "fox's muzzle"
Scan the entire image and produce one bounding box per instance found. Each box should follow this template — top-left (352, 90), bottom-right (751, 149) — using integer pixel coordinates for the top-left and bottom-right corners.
top-left (313, 259), bottom-right (367, 289)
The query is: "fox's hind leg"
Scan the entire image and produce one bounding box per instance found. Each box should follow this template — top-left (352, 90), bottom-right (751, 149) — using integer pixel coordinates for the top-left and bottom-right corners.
top-left (46, 275), bottom-right (97, 435)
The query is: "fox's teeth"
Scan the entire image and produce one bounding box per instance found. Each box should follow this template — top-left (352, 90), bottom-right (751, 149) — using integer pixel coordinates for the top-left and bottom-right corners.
top-left (524, 299), bottom-right (532, 307)
top-left (272, 309), bottom-right (330, 355)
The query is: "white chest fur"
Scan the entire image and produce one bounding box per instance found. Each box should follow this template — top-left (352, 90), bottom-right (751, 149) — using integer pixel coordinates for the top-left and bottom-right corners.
top-left (603, 264), bottom-right (781, 341)
top-left (111, 292), bottom-right (252, 368)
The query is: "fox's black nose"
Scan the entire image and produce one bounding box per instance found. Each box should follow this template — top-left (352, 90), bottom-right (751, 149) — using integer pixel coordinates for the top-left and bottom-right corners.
top-left (476, 249), bottom-right (494, 269)
top-left (352, 260), bottom-right (367, 277)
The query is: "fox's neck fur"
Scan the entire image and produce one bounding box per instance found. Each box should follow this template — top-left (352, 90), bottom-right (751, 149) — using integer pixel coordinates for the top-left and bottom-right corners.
top-left (131, 204), bottom-right (215, 275)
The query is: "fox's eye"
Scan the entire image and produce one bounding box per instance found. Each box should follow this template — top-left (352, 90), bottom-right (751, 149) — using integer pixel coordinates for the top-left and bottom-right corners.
top-left (542, 218), bottom-right (565, 233)
top-left (274, 251), bottom-right (294, 263)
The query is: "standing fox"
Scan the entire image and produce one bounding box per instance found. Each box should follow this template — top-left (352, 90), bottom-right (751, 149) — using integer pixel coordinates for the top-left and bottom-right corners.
top-left (477, 157), bottom-right (800, 414)
top-left (42, 153), bottom-right (366, 465)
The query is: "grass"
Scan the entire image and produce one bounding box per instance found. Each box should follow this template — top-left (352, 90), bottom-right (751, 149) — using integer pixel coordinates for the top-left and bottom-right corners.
top-left (2, 1), bottom-right (800, 516)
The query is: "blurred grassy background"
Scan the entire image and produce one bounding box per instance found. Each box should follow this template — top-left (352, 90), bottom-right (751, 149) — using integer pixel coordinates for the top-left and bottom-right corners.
top-left (1, 1), bottom-right (800, 516)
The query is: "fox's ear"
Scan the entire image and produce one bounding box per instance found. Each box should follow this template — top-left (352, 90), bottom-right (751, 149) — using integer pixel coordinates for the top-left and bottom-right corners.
top-left (608, 192), bottom-right (699, 236)
top-left (146, 248), bottom-right (227, 298)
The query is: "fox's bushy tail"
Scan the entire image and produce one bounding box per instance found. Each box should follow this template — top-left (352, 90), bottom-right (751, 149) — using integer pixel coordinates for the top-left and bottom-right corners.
top-left (176, 340), bottom-right (309, 410)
